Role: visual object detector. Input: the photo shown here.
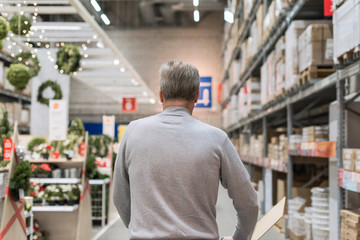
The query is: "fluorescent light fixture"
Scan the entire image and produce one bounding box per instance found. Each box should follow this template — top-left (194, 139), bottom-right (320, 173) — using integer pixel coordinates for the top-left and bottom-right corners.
top-left (101, 14), bottom-right (110, 25)
top-left (193, 0), bottom-right (199, 7)
top-left (224, 9), bottom-right (234, 24)
top-left (91, 0), bottom-right (101, 12)
top-left (194, 10), bottom-right (200, 22)
top-left (31, 26), bottom-right (82, 30)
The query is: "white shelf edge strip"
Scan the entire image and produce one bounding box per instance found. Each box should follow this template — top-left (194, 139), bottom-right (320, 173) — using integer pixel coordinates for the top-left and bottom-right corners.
top-left (32, 205), bottom-right (79, 212)
top-left (30, 178), bottom-right (81, 184)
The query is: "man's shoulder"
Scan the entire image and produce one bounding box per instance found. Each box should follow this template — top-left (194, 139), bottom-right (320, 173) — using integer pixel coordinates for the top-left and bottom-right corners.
top-left (193, 119), bottom-right (228, 140)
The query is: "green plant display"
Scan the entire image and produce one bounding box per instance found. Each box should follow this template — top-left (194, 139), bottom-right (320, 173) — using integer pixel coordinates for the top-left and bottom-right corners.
top-left (7, 63), bottom-right (31, 90)
top-left (9, 160), bottom-right (32, 201)
top-left (0, 17), bottom-right (9, 40)
top-left (56, 45), bottom-right (81, 74)
top-left (37, 80), bottom-right (63, 106)
top-left (0, 161), bottom-right (10, 168)
top-left (68, 118), bottom-right (85, 137)
top-left (0, 39), bottom-right (3, 50)
top-left (9, 14), bottom-right (31, 36)
top-left (27, 137), bottom-right (47, 152)
top-left (88, 135), bottom-right (112, 158)
top-left (86, 154), bottom-right (109, 180)
top-left (13, 52), bottom-right (41, 77)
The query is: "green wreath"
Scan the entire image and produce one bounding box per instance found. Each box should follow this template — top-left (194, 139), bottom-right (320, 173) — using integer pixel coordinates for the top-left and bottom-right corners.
top-left (56, 45), bottom-right (81, 74)
top-left (37, 80), bottom-right (63, 106)
top-left (27, 137), bottom-right (47, 152)
top-left (9, 14), bottom-right (31, 36)
top-left (14, 52), bottom-right (41, 77)
top-left (7, 63), bottom-right (31, 90)
top-left (0, 17), bottom-right (9, 40)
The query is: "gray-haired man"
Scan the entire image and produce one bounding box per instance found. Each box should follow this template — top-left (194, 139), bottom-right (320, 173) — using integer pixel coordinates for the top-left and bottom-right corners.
top-left (113, 60), bottom-right (258, 240)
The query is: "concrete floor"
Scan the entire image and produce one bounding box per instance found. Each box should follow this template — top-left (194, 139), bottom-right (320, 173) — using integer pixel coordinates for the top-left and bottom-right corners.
top-left (93, 187), bottom-right (285, 240)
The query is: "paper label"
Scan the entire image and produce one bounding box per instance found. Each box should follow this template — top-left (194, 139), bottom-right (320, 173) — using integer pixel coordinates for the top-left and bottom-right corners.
top-left (325, 39), bottom-right (334, 60)
top-left (49, 100), bottom-right (68, 141)
top-left (102, 115), bottom-right (115, 139)
top-left (19, 189), bottom-right (24, 201)
top-left (0, 173), bottom-right (3, 185)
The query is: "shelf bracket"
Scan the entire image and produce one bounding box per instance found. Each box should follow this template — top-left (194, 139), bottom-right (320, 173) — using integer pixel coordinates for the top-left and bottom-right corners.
top-left (345, 91), bottom-right (360, 106)
top-left (301, 167), bottom-right (328, 189)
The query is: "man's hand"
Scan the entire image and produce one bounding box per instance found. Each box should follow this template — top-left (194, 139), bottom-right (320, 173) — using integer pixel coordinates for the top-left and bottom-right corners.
top-left (221, 236), bottom-right (234, 240)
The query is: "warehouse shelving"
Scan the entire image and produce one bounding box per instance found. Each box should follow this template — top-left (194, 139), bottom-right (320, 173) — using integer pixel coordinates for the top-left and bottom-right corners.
top-left (223, 0), bottom-right (360, 238)
top-left (339, 169), bottom-right (360, 193)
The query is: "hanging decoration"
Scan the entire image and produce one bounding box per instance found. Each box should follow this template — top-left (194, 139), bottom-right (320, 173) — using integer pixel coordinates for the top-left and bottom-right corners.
top-left (13, 51), bottom-right (41, 77)
top-left (0, 16), bottom-right (9, 40)
top-left (56, 45), bottom-right (82, 74)
top-left (7, 63), bottom-right (32, 90)
top-left (37, 80), bottom-right (63, 106)
top-left (9, 14), bottom-right (32, 36)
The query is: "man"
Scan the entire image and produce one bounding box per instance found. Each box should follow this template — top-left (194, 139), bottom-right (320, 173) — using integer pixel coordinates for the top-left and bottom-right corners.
top-left (113, 60), bottom-right (258, 240)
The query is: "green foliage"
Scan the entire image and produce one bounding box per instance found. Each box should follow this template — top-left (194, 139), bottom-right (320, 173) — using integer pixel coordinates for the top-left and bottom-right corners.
top-left (0, 109), bottom-right (13, 158)
top-left (0, 161), bottom-right (10, 168)
top-left (9, 160), bottom-right (32, 201)
top-left (7, 63), bottom-right (31, 90)
top-left (0, 17), bottom-right (9, 40)
top-left (37, 80), bottom-right (63, 106)
top-left (13, 51), bottom-right (41, 77)
top-left (88, 135), bottom-right (112, 158)
top-left (0, 39), bottom-right (3, 50)
top-left (68, 118), bottom-right (85, 137)
top-left (112, 152), bottom-right (117, 172)
top-left (56, 45), bottom-right (81, 74)
top-left (27, 137), bottom-right (46, 152)
top-left (86, 154), bottom-right (109, 180)
top-left (9, 14), bottom-right (31, 36)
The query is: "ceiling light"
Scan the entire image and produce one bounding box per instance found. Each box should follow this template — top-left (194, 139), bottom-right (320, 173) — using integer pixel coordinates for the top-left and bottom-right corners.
top-left (97, 42), bottom-right (104, 48)
top-left (120, 67), bottom-right (125, 72)
top-left (194, 10), bottom-right (200, 22)
top-left (101, 14), bottom-right (110, 25)
top-left (90, 0), bottom-right (101, 12)
top-left (193, 0), bottom-right (199, 7)
top-left (113, 59), bottom-right (120, 65)
top-left (150, 98), bottom-right (156, 104)
top-left (224, 9), bottom-right (234, 24)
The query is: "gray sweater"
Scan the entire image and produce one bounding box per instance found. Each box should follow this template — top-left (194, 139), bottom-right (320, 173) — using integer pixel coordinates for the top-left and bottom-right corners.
top-left (113, 106), bottom-right (258, 240)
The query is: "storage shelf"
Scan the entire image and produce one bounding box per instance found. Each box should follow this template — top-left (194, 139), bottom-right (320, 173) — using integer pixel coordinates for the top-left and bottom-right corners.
top-left (32, 205), bottom-right (79, 212)
top-left (30, 158), bottom-right (84, 164)
top-left (89, 178), bottom-right (110, 185)
top-left (0, 88), bottom-right (31, 104)
top-left (0, 52), bottom-right (12, 66)
top-left (221, 0), bottom-right (310, 105)
top-left (339, 169), bottom-right (360, 193)
top-left (240, 155), bottom-right (287, 173)
top-left (30, 178), bottom-right (81, 184)
top-left (223, 4), bottom-right (244, 53)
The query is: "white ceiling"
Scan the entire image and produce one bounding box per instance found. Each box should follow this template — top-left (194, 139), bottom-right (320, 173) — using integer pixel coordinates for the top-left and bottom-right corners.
top-left (1, 0), bottom-right (158, 105)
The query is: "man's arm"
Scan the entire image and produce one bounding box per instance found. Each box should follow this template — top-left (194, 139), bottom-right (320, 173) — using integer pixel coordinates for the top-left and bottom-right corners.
top-left (113, 124), bottom-right (133, 227)
top-left (220, 137), bottom-right (258, 240)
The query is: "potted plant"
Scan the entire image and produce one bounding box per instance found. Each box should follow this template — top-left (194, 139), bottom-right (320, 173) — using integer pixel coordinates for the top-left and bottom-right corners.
top-left (45, 185), bottom-right (58, 205)
top-left (9, 160), bottom-right (32, 201)
top-left (41, 145), bottom-right (52, 160)
top-left (72, 185), bottom-right (81, 204)
top-left (32, 164), bottom-right (52, 178)
top-left (30, 182), bottom-right (45, 205)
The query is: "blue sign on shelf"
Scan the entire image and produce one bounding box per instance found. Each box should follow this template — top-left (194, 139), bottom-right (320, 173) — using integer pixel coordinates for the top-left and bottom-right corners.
top-left (196, 77), bottom-right (212, 108)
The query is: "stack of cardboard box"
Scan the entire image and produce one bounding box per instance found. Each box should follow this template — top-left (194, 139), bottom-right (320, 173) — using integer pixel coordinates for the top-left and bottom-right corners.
top-left (340, 209), bottom-right (360, 240)
top-left (343, 149), bottom-right (360, 172)
top-left (246, 78), bottom-right (261, 114)
top-left (302, 125), bottom-right (329, 142)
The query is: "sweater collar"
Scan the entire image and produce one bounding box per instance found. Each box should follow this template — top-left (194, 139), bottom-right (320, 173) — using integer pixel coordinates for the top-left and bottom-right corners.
top-left (162, 106), bottom-right (191, 116)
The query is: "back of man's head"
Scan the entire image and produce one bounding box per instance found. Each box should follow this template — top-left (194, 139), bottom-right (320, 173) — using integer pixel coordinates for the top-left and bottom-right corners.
top-left (159, 60), bottom-right (200, 102)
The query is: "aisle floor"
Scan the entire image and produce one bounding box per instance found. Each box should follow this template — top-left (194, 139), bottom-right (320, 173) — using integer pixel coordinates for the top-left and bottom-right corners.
top-left (94, 187), bottom-right (284, 240)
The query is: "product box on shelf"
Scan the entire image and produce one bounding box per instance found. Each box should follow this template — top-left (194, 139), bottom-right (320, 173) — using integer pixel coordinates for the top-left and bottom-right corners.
top-left (343, 148), bottom-right (356, 171)
top-left (244, 0), bottom-right (254, 21)
top-left (240, 39), bottom-right (249, 75)
top-left (246, 78), bottom-right (261, 115)
top-left (260, 62), bottom-right (268, 106)
top-left (249, 21), bottom-right (258, 58)
top-left (298, 23), bottom-right (333, 73)
top-left (341, 209), bottom-right (360, 240)
top-left (263, 1), bottom-right (276, 42)
top-left (354, 149), bottom-right (360, 172)
top-left (275, 0), bottom-right (289, 18)
top-left (333, 0), bottom-right (360, 63)
top-left (238, 88), bottom-right (248, 119)
top-left (267, 51), bottom-right (276, 102)
top-left (256, 4), bottom-right (264, 48)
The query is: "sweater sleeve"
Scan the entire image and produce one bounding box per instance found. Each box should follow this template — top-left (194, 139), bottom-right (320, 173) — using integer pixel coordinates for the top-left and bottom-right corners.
top-left (219, 137), bottom-right (258, 240)
top-left (112, 123), bottom-right (134, 228)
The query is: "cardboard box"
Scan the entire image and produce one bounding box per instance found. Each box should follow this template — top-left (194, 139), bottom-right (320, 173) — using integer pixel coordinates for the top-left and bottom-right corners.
top-left (298, 24), bottom-right (333, 72)
top-left (343, 149), bottom-right (356, 171)
top-left (341, 209), bottom-right (360, 223)
top-left (256, 4), bottom-right (264, 48)
top-left (333, 0), bottom-right (360, 62)
top-left (247, 78), bottom-right (261, 114)
top-left (354, 149), bottom-right (360, 172)
top-left (267, 51), bottom-right (276, 102)
top-left (260, 62), bottom-right (268, 106)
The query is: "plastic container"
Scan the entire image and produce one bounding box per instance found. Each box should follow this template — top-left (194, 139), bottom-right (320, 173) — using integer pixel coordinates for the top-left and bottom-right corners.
top-left (305, 221), bottom-right (312, 240)
top-left (312, 226), bottom-right (329, 240)
top-left (311, 196), bottom-right (329, 205)
top-left (311, 187), bottom-right (329, 199)
top-left (312, 208), bottom-right (329, 216)
top-left (312, 201), bottom-right (329, 211)
top-left (293, 212), bottom-right (306, 237)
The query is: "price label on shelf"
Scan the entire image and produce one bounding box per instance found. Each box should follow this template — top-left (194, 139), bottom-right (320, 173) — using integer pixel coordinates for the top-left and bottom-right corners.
top-left (79, 143), bottom-right (87, 157)
top-left (3, 138), bottom-right (13, 161)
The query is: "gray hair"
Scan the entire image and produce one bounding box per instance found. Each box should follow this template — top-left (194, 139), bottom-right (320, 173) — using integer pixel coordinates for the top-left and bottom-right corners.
top-left (159, 60), bottom-right (200, 101)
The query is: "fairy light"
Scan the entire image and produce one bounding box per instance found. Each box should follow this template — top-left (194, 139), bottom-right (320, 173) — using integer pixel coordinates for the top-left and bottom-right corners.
top-left (61, 42), bottom-right (64, 47)
top-left (11, 53), bottom-right (15, 57)
top-left (18, 57), bottom-right (23, 61)
top-left (29, 44), bottom-right (33, 47)
top-left (20, 11), bottom-right (24, 15)
top-left (37, 42), bottom-right (41, 46)
top-left (47, 51), bottom-right (51, 55)
top-left (34, 49), bottom-right (38, 53)
top-left (45, 44), bottom-right (50, 48)
top-left (87, 40), bottom-right (91, 44)
top-left (41, 29), bottom-right (45, 33)
top-left (56, 43), bottom-right (60, 47)
top-left (84, 54), bottom-right (88, 58)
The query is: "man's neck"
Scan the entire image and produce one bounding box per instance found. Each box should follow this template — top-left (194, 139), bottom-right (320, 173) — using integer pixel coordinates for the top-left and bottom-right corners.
top-left (162, 100), bottom-right (195, 115)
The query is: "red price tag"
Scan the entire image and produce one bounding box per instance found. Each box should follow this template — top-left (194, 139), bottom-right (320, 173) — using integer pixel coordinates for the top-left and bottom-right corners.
top-left (79, 143), bottom-right (87, 157)
top-left (52, 152), bottom-right (60, 159)
top-left (3, 138), bottom-right (13, 161)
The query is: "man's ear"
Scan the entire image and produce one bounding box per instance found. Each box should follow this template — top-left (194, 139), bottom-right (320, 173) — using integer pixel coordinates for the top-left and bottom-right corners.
top-left (194, 90), bottom-right (200, 103)
top-left (159, 90), bottom-right (164, 103)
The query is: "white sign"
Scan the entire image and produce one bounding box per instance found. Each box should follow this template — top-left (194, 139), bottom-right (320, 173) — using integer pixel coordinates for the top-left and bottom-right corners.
top-left (102, 115), bottom-right (115, 139)
top-left (49, 100), bottom-right (68, 141)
